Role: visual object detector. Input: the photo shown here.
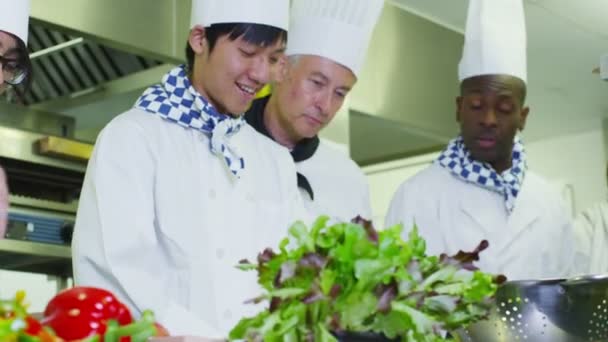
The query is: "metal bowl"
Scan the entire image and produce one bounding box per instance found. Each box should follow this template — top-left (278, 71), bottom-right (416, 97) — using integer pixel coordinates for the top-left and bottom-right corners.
top-left (454, 275), bottom-right (608, 341)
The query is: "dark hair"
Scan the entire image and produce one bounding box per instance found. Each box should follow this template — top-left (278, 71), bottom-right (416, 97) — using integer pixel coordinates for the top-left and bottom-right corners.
top-left (460, 75), bottom-right (527, 105)
top-left (13, 34), bottom-right (33, 93)
top-left (185, 23), bottom-right (287, 70)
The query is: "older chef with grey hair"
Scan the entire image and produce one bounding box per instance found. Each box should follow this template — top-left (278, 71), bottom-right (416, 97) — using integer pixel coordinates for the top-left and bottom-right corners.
top-left (245, 0), bottom-right (384, 223)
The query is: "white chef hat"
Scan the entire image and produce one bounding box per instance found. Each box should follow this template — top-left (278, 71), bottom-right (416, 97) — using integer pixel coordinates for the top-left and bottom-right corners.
top-left (458, 0), bottom-right (527, 83)
top-left (0, 0), bottom-right (30, 45)
top-left (287, 0), bottom-right (385, 77)
top-left (190, 0), bottom-right (289, 31)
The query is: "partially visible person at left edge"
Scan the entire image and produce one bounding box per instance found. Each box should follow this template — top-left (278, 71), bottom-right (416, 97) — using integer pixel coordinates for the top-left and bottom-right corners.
top-left (0, 0), bottom-right (33, 239)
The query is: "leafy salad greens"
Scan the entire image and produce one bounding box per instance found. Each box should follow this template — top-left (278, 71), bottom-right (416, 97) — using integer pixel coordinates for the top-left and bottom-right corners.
top-left (230, 216), bottom-right (505, 342)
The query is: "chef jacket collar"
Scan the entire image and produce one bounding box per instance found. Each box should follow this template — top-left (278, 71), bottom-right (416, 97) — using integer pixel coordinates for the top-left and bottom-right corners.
top-left (245, 95), bottom-right (319, 200)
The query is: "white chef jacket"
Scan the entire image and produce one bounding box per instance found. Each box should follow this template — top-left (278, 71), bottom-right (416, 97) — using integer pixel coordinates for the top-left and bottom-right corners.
top-left (385, 163), bottom-right (577, 281)
top-left (244, 96), bottom-right (371, 225)
top-left (574, 201), bottom-right (608, 274)
top-left (296, 139), bottom-right (372, 223)
top-left (72, 108), bottom-right (309, 338)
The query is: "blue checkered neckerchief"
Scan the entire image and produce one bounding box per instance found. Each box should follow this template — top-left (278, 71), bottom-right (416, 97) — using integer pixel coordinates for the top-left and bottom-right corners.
top-left (436, 135), bottom-right (527, 214)
top-left (134, 65), bottom-right (245, 178)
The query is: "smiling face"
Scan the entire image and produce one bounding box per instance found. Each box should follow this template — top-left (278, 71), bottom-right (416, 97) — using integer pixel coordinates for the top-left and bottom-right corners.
top-left (271, 55), bottom-right (356, 144)
top-left (188, 25), bottom-right (286, 115)
top-left (456, 74), bottom-right (529, 172)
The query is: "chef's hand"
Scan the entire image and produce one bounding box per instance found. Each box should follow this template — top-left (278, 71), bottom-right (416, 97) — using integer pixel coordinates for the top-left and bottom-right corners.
top-left (0, 166), bottom-right (7, 239)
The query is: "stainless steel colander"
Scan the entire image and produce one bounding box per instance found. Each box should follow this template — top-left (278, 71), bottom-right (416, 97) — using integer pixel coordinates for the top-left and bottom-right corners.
top-left (454, 275), bottom-right (608, 341)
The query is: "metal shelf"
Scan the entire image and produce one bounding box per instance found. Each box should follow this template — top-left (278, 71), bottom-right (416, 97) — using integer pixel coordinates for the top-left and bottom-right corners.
top-left (0, 239), bottom-right (72, 278)
top-left (10, 195), bottom-right (78, 214)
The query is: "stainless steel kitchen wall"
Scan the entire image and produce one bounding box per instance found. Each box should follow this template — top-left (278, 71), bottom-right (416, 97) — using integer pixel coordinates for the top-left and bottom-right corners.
top-left (30, 0), bottom-right (192, 62)
top-left (349, 4), bottom-right (463, 165)
top-left (26, 1), bottom-right (465, 164)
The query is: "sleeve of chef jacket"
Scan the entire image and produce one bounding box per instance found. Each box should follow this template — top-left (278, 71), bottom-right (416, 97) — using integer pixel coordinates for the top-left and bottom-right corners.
top-left (384, 180), bottom-right (435, 237)
top-left (74, 116), bottom-right (223, 338)
top-left (572, 205), bottom-right (598, 274)
top-left (359, 176), bottom-right (373, 222)
top-left (548, 194), bottom-right (581, 279)
top-left (562, 215), bottom-right (582, 278)
top-left (384, 185), bottom-right (405, 229)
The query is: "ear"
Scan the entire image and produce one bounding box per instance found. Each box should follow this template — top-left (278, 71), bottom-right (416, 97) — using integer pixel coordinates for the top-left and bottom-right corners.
top-left (188, 25), bottom-right (207, 55)
top-left (274, 55), bottom-right (289, 83)
top-left (519, 106), bottom-right (530, 131)
top-left (455, 96), bottom-right (463, 122)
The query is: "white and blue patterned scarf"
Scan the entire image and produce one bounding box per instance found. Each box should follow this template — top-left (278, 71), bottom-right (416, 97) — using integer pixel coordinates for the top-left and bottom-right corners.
top-left (436, 135), bottom-right (527, 214)
top-left (134, 65), bottom-right (245, 177)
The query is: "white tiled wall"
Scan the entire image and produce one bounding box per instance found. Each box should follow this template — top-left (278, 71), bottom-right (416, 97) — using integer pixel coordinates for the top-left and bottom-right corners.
top-left (525, 127), bottom-right (607, 216)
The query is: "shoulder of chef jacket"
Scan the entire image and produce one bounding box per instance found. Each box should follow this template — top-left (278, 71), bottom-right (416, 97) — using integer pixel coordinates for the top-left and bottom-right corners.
top-left (384, 163), bottom-right (577, 281)
top-left (296, 138), bottom-right (372, 223)
top-left (574, 201), bottom-right (608, 274)
top-left (72, 107), bottom-right (306, 338)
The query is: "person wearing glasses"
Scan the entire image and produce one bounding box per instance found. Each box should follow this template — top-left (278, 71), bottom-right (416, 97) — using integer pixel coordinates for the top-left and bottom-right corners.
top-left (0, 0), bottom-right (32, 239)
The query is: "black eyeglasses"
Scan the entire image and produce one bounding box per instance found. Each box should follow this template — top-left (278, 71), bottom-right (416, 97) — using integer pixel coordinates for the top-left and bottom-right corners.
top-left (0, 54), bottom-right (27, 86)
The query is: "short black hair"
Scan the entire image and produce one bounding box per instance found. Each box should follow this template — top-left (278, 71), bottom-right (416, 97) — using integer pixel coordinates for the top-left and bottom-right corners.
top-left (185, 23), bottom-right (287, 70)
top-left (460, 75), bottom-right (527, 105)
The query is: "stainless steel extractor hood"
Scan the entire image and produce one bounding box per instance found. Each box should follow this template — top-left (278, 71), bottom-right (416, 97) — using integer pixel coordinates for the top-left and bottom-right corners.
top-left (348, 3), bottom-right (464, 165)
top-left (8, 1), bottom-right (468, 165)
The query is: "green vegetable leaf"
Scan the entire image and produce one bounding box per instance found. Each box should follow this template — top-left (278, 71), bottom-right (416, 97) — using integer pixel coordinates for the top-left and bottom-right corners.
top-left (339, 292), bottom-right (378, 330)
top-left (320, 269), bottom-right (337, 296)
top-left (392, 302), bottom-right (437, 335)
top-left (229, 218), bottom-right (504, 341)
top-left (408, 224), bottom-right (427, 256)
top-left (289, 221), bottom-right (315, 252)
